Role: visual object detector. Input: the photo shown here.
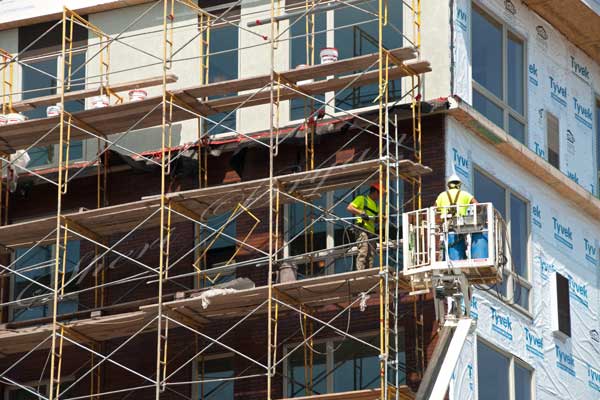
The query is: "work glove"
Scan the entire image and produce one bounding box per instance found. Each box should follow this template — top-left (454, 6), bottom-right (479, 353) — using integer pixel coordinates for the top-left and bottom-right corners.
top-left (361, 212), bottom-right (370, 221)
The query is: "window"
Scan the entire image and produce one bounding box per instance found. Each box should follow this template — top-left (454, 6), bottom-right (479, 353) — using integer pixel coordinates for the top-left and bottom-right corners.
top-left (6, 386), bottom-right (47, 400)
top-left (5, 378), bottom-right (74, 399)
top-left (472, 5), bottom-right (526, 143)
top-left (477, 340), bottom-right (532, 400)
top-left (284, 334), bottom-right (404, 397)
top-left (195, 354), bottom-right (234, 400)
top-left (287, 0), bottom-right (403, 117)
top-left (199, 1), bottom-right (239, 136)
top-left (196, 212), bottom-right (237, 288)
top-left (547, 112), bottom-right (560, 169)
top-left (289, 10), bottom-right (326, 121)
top-left (286, 186), bottom-right (380, 278)
top-left (550, 271), bottom-right (571, 338)
top-left (334, 0), bottom-right (402, 110)
top-left (11, 241), bottom-right (80, 322)
top-left (19, 21), bottom-right (86, 168)
top-left (474, 169), bottom-right (530, 311)
top-left (286, 342), bottom-right (328, 396)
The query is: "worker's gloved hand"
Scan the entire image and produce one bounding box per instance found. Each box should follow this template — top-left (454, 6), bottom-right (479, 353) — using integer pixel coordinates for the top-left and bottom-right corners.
top-left (361, 212), bottom-right (370, 221)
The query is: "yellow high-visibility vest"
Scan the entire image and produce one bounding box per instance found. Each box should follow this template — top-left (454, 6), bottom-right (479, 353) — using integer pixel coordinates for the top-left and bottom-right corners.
top-left (435, 188), bottom-right (474, 216)
top-left (350, 195), bottom-right (378, 233)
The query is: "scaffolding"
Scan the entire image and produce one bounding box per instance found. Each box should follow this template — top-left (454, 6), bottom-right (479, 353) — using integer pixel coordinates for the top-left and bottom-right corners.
top-left (0, 0), bottom-right (430, 399)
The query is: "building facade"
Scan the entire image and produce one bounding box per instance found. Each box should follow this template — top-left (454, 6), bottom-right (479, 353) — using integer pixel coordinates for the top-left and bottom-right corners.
top-left (0, 0), bottom-right (597, 400)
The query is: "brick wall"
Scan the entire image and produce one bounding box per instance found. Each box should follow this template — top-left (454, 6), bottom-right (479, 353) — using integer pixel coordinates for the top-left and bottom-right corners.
top-left (0, 114), bottom-right (447, 398)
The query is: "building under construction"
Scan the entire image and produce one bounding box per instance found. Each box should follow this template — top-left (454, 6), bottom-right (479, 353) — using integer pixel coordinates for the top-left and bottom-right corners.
top-left (0, 0), bottom-right (597, 399)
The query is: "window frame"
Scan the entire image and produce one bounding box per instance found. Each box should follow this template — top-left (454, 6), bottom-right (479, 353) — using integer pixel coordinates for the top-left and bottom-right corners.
top-left (546, 111), bottom-right (560, 169)
top-left (282, 330), bottom-right (400, 397)
top-left (4, 376), bottom-right (74, 399)
top-left (286, 0), bottom-right (405, 124)
top-left (473, 166), bottom-right (532, 315)
top-left (471, 2), bottom-right (528, 142)
top-left (284, 187), bottom-right (371, 276)
top-left (190, 352), bottom-right (235, 400)
top-left (8, 241), bottom-right (80, 322)
top-left (18, 23), bottom-right (87, 170)
top-left (476, 337), bottom-right (534, 400)
top-left (197, 0), bottom-right (241, 138)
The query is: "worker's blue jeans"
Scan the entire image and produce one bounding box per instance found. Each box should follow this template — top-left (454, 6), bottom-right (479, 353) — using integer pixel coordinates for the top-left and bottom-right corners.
top-left (446, 233), bottom-right (466, 260)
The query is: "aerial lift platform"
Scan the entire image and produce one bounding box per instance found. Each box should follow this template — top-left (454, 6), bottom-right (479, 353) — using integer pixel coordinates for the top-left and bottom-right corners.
top-left (402, 203), bottom-right (507, 400)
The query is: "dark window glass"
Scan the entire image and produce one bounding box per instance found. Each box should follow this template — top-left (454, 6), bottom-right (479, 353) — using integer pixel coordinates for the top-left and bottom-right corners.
top-left (507, 33), bottom-right (524, 114)
top-left (334, 0), bottom-right (402, 110)
top-left (508, 115), bottom-right (525, 144)
top-left (514, 363), bottom-right (532, 400)
top-left (510, 194), bottom-right (527, 278)
top-left (333, 337), bottom-right (379, 392)
top-left (474, 170), bottom-right (506, 218)
top-left (204, 24), bottom-right (238, 135)
top-left (472, 7), bottom-right (502, 98)
top-left (477, 341), bottom-right (509, 400)
top-left (197, 357), bottom-right (234, 400)
top-left (287, 342), bottom-right (327, 397)
top-left (513, 278), bottom-right (529, 310)
top-left (8, 386), bottom-right (47, 400)
top-left (12, 241), bottom-right (79, 321)
top-left (473, 90), bottom-right (503, 129)
top-left (20, 21), bottom-right (86, 167)
top-left (289, 194), bottom-right (327, 278)
top-left (289, 11), bottom-right (326, 120)
top-left (547, 113), bottom-right (560, 168)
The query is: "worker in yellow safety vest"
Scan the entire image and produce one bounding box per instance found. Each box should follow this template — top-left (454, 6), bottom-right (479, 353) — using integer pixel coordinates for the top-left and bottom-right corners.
top-left (347, 183), bottom-right (380, 270)
top-left (435, 173), bottom-right (477, 216)
top-left (435, 174), bottom-right (477, 260)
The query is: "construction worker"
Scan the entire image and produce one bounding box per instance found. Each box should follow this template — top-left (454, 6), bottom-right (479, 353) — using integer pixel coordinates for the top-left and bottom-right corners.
top-left (347, 183), bottom-right (380, 270)
top-left (435, 174), bottom-right (477, 260)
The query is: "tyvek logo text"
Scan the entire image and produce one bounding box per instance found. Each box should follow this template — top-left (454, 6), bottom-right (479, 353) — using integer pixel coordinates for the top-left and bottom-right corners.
top-left (490, 307), bottom-right (513, 341)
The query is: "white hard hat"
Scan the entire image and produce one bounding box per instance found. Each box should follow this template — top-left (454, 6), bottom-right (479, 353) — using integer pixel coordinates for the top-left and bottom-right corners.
top-left (447, 173), bottom-right (462, 186)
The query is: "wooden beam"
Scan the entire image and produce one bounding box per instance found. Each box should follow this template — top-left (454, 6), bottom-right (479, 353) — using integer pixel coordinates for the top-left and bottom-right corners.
top-left (11, 74), bottom-right (178, 112)
top-left (61, 216), bottom-right (106, 245)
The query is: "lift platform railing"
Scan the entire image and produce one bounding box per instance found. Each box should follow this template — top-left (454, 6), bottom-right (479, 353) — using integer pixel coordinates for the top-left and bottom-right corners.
top-left (402, 202), bottom-right (505, 285)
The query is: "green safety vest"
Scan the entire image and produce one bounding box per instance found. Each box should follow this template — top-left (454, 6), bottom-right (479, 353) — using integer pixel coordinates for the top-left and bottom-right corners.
top-left (435, 188), bottom-right (473, 216)
top-left (350, 195), bottom-right (379, 233)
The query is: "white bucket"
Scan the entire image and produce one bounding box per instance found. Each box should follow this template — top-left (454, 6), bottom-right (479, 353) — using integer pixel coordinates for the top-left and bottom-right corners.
top-left (46, 104), bottom-right (61, 117)
top-left (91, 95), bottom-right (110, 109)
top-left (0, 115), bottom-right (6, 126)
top-left (319, 47), bottom-right (338, 64)
top-left (295, 64), bottom-right (314, 86)
top-left (128, 89), bottom-right (148, 102)
top-left (6, 113), bottom-right (26, 124)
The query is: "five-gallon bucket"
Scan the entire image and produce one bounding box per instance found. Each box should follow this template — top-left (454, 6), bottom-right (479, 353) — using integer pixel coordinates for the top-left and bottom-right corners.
top-left (91, 95), bottom-right (109, 109)
top-left (46, 104), bottom-right (61, 117)
top-left (128, 89), bottom-right (147, 102)
top-left (320, 47), bottom-right (338, 64)
top-left (6, 113), bottom-right (26, 124)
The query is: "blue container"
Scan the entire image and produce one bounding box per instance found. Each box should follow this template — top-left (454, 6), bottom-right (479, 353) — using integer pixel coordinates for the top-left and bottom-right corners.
top-left (471, 232), bottom-right (489, 259)
top-left (447, 233), bottom-right (466, 260)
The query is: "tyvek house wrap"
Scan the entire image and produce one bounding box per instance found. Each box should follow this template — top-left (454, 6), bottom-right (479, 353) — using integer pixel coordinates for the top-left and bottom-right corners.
top-left (452, 0), bottom-right (600, 196)
top-left (446, 114), bottom-right (600, 399)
